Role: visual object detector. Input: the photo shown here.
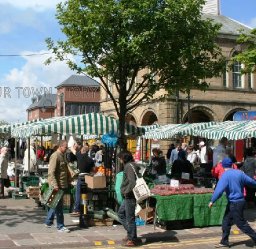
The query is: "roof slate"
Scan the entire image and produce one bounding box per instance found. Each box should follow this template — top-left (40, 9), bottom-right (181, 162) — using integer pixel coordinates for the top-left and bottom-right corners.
top-left (203, 14), bottom-right (251, 36)
top-left (56, 74), bottom-right (99, 88)
top-left (27, 94), bottom-right (57, 111)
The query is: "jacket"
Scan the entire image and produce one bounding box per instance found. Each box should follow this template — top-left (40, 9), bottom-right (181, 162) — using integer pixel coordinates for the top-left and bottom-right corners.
top-left (241, 157), bottom-right (256, 179)
top-left (48, 150), bottom-right (70, 189)
top-left (23, 146), bottom-right (37, 172)
top-left (121, 162), bottom-right (139, 199)
top-left (0, 154), bottom-right (8, 179)
top-left (211, 169), bottom-right (256, 203)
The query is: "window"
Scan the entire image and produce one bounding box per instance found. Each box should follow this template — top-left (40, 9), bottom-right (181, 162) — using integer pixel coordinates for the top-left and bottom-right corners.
top-left (232, 60), bottom-right (242, 88)
top-left (248, 73), bottom-right (252, 89)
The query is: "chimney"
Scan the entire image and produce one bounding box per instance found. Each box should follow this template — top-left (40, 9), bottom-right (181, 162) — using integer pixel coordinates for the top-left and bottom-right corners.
top-left (202, 0), bottom-right (220, 15)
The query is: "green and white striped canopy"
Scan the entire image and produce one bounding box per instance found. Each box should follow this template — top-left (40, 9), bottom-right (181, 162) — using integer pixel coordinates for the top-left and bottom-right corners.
top-left (11, 113), bottom-right (144, 138)
top-left (143, 122), bottom-right (216, 139)
top-left (0, 119), bottom-right (42, 134)
top-left (194, 120), bottom-right (256, 140)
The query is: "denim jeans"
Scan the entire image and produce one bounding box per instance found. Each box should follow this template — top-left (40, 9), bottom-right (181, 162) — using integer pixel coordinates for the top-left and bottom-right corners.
top-left (221, 200), bottom-right (256, 245)
top-left (118, 198), bottom-right (137, 241)
top-left (45, 190), bottom-right (65, 229)
top-left (73, 177), bottom-right (81, 212)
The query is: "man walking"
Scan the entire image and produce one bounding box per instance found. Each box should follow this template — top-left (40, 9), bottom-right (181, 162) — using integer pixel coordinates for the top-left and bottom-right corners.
top-left (45, 140), bottom-right (71, 232)
top-left (209, 157), bottom-right (256, 248)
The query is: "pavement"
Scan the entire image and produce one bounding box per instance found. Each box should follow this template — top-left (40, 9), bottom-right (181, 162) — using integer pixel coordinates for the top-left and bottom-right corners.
top-left (0, 197), bottom-right (256, 249)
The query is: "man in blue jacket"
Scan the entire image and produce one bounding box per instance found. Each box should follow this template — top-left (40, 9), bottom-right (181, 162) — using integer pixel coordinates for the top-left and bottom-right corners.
top-left (209, 157), bottom-right (256, 248)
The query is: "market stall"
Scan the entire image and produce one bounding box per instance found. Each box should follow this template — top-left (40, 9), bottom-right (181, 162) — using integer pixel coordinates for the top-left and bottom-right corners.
top-left (151, 184), bottom-right (227, 227)
top-left (7, 113), bottom-right (145, 225)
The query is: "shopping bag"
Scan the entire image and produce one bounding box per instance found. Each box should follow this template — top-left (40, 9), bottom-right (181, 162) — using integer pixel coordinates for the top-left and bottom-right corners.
top-left (130, 163), bottom-right (151, 203)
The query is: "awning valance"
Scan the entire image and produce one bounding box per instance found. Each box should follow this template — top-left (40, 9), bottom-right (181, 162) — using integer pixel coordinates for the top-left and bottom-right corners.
top-left (11, 113), bottom-right (144, 138)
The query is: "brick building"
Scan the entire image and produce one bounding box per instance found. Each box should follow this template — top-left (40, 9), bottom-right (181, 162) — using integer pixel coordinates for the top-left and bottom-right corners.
top-left (27, 74), bottom-right (100, 120)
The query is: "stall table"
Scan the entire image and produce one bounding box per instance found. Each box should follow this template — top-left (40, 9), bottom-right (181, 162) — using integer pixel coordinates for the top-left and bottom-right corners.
top-left (153, 193), bottom-right (227, 227)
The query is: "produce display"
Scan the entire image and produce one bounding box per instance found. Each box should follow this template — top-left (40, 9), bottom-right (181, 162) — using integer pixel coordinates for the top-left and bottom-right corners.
top-left (151, 184), bottom-right (213, 196)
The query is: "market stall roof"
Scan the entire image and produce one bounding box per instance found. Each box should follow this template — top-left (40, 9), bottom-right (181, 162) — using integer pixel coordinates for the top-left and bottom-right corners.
top-left (11, 113), bottom-right (145, 138)
top-left (0, 119), bottom-right (42, 134)
top-left (194, 120), bottom-right (256, 140)
top-left (143, 122), bottom-right (216, 139)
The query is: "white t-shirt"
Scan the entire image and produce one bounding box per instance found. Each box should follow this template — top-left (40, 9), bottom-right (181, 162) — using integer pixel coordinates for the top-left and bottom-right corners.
top-left (199, 146), bottom-right (208, 164)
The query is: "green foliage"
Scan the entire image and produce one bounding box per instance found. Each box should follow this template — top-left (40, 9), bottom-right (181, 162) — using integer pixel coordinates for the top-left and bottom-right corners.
top-left (233, 28), bottom-right (256, 73)
top-left (46, 0), bottom-right (224, 147)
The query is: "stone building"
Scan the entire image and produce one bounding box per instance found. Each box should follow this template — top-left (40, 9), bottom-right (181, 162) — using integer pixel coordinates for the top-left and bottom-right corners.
top-left (100, 0), bottom-right (255, 155)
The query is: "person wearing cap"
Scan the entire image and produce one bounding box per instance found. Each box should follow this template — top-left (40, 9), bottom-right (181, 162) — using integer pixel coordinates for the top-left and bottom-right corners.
top-left (198, 141), bottom-right (208, 164)
top-left (209, 157), bottom-right (256, 248)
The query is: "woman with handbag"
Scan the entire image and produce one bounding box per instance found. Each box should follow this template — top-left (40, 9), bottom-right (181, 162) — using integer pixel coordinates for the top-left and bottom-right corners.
top-left (117, 150), bottom-right (140, 247)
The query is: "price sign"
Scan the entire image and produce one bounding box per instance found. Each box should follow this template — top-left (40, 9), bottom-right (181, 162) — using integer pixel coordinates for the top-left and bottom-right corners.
top-left (170, 179), bottom-right (179, 188)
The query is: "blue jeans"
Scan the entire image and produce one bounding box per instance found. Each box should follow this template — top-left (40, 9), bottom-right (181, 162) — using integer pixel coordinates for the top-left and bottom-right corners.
top-left (45, 190), bottom-right (65, 229)
top-left (73, 177), bottom-right (81, 212)
top-left (221, 200), bottom-right (256, 245)
top-left (118, 198), bottom-right (137, 241)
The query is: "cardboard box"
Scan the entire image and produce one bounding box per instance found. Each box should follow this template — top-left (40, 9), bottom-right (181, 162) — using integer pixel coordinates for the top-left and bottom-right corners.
top-left (85, 175), bottom-right (106, 189)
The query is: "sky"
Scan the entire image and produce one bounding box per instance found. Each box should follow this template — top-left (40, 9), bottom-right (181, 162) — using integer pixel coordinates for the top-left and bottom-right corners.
top-left (0, 0), bottom-right (256, 123)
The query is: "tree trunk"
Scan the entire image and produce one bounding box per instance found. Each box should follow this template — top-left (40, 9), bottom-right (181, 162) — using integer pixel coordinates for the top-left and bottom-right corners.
top-left (118, 97), bottom-right (127, 151)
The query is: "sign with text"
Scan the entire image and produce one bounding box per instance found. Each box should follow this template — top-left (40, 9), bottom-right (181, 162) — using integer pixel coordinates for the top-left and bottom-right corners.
top-left (170, 179), bottom-right (179, 188)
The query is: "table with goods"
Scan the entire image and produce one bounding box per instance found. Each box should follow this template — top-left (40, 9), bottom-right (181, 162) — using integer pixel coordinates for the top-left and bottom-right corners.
top-left (150, 184), bottom-right (227, 227)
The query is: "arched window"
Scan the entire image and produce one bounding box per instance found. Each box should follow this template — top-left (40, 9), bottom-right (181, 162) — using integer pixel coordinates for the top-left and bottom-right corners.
top-left (232, 52), bottom-right (242, 88)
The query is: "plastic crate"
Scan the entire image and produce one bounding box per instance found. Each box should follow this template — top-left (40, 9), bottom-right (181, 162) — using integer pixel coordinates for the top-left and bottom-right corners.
top-left (22, 176), bottom-right (40, 189)
top-left (41, 187), bottom-right (64, 209)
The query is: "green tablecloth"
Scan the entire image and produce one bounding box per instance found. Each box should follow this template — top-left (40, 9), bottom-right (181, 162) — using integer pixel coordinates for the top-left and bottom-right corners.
top-left (154, 194), bottom-right (193, 221)
top-left (153, 193), bottom-right (227, 227)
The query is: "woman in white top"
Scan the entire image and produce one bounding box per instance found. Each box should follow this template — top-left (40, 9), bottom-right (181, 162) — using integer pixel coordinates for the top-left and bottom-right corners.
top-left (186, 145), bottom-right (198, 165)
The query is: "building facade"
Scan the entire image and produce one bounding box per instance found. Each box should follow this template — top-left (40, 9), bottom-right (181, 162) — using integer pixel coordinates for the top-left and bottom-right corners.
top-left (55, 75), bottom-right (100, 117)
top-left (100, 1), bottom-right (256, 154)
top-left (27, 74), bottom-right (100, 121)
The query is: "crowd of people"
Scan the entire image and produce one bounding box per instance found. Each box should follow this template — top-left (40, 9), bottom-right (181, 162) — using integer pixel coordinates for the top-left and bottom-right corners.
top-left (148, 137), bottom-right (256, 248)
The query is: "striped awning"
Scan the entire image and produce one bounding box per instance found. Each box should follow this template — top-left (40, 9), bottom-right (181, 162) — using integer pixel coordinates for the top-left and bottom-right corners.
top-left (143, 122), bottom-right (216, 139)
top-left (194, 120), bottom-right (256, 140)
top-left (0, 119), bottom-right (42, 134)
top-left (11, 113), bottom-right (144, 138)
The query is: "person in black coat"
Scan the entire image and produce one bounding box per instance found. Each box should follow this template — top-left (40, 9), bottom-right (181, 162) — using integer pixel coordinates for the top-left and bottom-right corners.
top-left (170, 150), bottom-right (194, 180)
top-left (150, 148), bottom-right (166, 178)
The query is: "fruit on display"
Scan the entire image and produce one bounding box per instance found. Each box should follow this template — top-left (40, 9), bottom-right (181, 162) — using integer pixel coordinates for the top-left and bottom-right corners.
top-left (151, 184), bottom-right (213, 196)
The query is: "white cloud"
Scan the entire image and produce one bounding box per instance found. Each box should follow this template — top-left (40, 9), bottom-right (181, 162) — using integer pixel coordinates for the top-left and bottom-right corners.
top-left (0, 50), bottom-right (75, 123)
top-left (0, 0), bottom-right (64, 11)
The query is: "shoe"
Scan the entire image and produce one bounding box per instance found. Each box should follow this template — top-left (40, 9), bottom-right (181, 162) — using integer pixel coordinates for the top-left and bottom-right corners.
top-left (70, 211), bottom-right (80, 217)
top-left (123, 240), bottom-right (137, 247)
top-left (122, 236), bottom-right (128, 242)
top-left (214, 243), bottom-right (230, 248)
top-left (44, 224), bottom-right (52, 228)
top-left (58, 227), bottom-right (70, 233)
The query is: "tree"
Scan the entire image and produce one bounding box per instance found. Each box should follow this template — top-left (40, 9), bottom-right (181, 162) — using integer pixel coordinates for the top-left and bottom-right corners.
top-left (46, 0), bottom-right (224, 149)
top-left (233, 28), bottom-right (256, 73)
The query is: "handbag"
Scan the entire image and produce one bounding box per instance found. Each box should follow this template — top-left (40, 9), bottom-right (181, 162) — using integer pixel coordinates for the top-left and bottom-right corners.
top-left (130, 163), bottom-right (151, 203)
